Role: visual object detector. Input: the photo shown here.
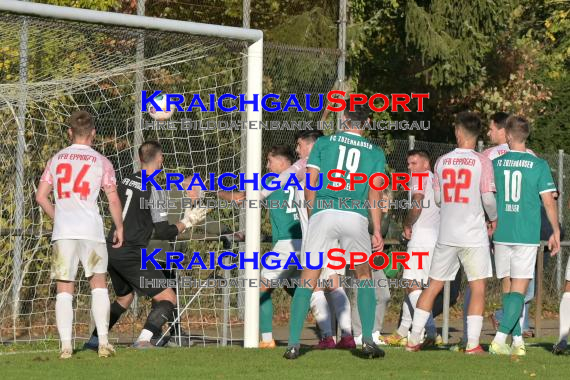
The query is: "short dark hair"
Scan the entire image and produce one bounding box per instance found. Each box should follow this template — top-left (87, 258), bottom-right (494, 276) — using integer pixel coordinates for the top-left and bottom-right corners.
top-left (505, 115), bottom-right (530, 142)
top-left (455, 111), bottom-right (481, 138)
top-left (295, 130), bottom-right (324, 143)
top-left (68, 110), bottom-right (94, 137)
top-left (343, 97), bottom-right (370, 126)
top-left (491, 112), bottom-right (510, 129)
top-left (407, 149), bottom-right (431, 161)
top-left (268, 145), bottom-right (295, 164)
top-left (139, 141), bottom-right (162, 164)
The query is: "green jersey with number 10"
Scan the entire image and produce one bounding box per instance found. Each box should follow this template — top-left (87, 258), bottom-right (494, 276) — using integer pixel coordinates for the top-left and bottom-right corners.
top-left (493, 151), bottom-right (556, 246)
top-left (306, 131), bottom-right (386, 218)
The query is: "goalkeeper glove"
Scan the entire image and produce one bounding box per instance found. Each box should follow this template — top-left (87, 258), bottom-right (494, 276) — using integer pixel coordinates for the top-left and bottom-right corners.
top-left (181, 207), bottom-right (208, 230)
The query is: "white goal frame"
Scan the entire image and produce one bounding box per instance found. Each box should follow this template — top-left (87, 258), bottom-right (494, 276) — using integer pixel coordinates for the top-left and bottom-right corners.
top-left (0, 0), bottom-right (263, 348)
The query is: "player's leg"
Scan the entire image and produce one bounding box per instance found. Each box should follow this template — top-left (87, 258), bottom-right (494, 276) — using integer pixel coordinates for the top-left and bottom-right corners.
top-left (553, 279), bottom-right (570, 354)
top-left (259, 282), bottom-right (276, 348)
top-left (81, 240), bottom-right (115, 357)
top-left (134, 288), bottom-right (177, 347)
top-left (339, 212), bottom-right (383, 358)
top-left (491, 245), bottom-right (535, 355)
top-left (85, 248), bottom-right (134, 351)
top-left (51, 240), bottom-right (80, 359)
top-left (371, 269), bottom-right (390, 345)
top-left (310, 285), bottom-right (333, 348)
top-left (323, 272), bottom-right (355, 349)
top-left (390, 246), bottom-right (434, 346)
top-left (460, 246), bottom-right (493, 354)
top-left (285, 213), bottom-right (330, 357)
top-left (407, 243), bottom-right (458, 351)
top-left (55, 280), bottom-right (75, 358)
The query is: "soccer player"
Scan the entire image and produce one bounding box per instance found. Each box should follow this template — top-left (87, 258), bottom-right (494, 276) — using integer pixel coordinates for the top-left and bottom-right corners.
top-left (489, 116), bottom-right (560, 355)
top-left (220, 132), bottom-right (355, 349)
top-left (406, 112), bottom-right (497, 354)
top-left (35, 110), bottom-right (124, 359)
top-left (83, 140), bottom-right (206, 349)
top-left (386, 149), bottom-right (440, 347)
top-left (284, 101), bottom-right (386, 359)
top-left (484, 112), bottom-right (536, 346)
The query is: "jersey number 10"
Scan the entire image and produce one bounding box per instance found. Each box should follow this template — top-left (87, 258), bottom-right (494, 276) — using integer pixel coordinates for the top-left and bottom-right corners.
top-left (503, 170), bottom-right (522, 202)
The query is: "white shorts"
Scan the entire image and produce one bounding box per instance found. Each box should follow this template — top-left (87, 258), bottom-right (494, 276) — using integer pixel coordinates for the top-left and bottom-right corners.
top-left (403, 246), bottom-right (434, 283)
top-left (51, 239), bottom-right (108, 281)
top-left (261, 239), bottom-right (302, 281)
top-left (428, 243), bottom-right (492, 282)
top-left (566, 255), bottom-right (570, 282)
top-left (494, 244), bottom-right (538, 279)
top-left (301, 210), bottom-right (371, 276)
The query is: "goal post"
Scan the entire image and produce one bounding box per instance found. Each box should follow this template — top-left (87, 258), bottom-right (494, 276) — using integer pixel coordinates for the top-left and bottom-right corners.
top-left (0, 0), bottom-right (262, 348)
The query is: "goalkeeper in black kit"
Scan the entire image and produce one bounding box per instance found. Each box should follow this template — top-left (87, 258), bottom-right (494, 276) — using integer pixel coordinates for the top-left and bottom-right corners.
top-left (84, 141), bottom-right (207, 349)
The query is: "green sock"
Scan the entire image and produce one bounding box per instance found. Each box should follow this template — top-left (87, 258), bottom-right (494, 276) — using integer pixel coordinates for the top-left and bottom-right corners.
top-left (260, 291), bottom-right (273, 334)
top-left (498, 292), bottom-right (525, 335)
top-left (357, 280), bottom-right (376, 341)
top-left (288, 287), bottom-right (313, 346)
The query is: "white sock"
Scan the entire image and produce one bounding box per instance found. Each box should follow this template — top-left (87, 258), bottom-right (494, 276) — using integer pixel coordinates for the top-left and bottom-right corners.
top-left (559, 292), bottom-right (570, 344)
top-left (310, 291), bottom-right (332, 338)
top-left (137, 328), bottom-right (154, 342)
top-left (56, 292), bottom-right (74, 350)
top-left (410, 308), bottom-right (430, 345)
top-left (519, 302), bottom-right (526, 335)
top-left (328, 288), bottom-right (352, 337)
top-left (463, 288), bottom-right (471, 342)
top-left (261, 332), bottom-right (273, 342)
top-left (466, 315), bottom-right (483, 349)
top-left (398, 290), bottom-right (421, 337)
top-left (91, 288), bottom-right (110, 346)
top-left (513, 335), bottom-right (524, 346)
top-left (494, 331), bottom-right (508, 345)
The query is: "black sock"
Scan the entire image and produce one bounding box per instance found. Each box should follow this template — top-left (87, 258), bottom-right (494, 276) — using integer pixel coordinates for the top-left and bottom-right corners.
top-left (93, 301), bottom-right (127, 337)
top-left (144, 300), bottom-right (175, 337)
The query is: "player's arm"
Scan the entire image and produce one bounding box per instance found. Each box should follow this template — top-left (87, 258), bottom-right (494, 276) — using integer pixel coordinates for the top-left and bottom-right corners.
top-left (403, 174), bottom-right (426, 238)
top-left (538, 161), bottom-right (560, 255)
top-left (369, 175), bottom-right (384, 252)
top-left (305, 167), bottom-right (319, 218)
top-left (541, 191), bottom-right (561, 256)
top-left (35, 181), bottom-right (55, 219)
top-left (36, 159), bottom-right (55, 219)
top-left (479, 155), bottom-right (497, 235)
top-left (403, 193), bottom-right (425, 239)
top-left (217, 190), bottom-right (245, 202)
top-left (104, 185), bottom-right (124, 248)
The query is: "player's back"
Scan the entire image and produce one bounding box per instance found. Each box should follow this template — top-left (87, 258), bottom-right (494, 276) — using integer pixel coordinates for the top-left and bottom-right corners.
top-left (265, 177), bottom-right (302, 245)
top-left (41, 144), bottom-right (116, 242)
top-left (493, 151), bottom-right (556, 245)
top-left (307, 131), bottom-right (386, 218)
top-left (483, 143), bottom-right (535, 160)
top-left (434, 148), bottom-right (495, 247)
top-left (108, 171), bottom-right (159, 247)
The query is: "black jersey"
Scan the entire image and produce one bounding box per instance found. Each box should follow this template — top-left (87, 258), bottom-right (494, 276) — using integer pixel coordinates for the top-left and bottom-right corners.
top-left (107, 171), bottom-right (178, 247)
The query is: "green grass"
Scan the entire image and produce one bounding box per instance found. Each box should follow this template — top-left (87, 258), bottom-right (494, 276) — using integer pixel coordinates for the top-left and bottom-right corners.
top-left (1, 343), bottom-right (570, 379)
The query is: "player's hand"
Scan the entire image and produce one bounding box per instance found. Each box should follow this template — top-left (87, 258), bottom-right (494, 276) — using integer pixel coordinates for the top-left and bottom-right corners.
top-left (112, 228), bottom-right (123, 248)
top-left (372, 231), bottom-right (384, 252)
top-left (403, 225), bottom-right (412, 240)
top-left (181, 206), bottom-right (209, 229)
top-left (548, 231), bottom-right (561, 257)
top-left (487, 220), bottom-right (497, 237)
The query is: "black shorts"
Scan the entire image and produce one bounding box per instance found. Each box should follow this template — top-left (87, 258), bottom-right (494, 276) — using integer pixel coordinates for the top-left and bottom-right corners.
top-left (107, 244), bottom-right (170, 298)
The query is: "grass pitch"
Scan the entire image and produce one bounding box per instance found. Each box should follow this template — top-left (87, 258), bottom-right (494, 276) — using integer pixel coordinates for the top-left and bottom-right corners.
top-left (1, 342), bottom-right (569, 380)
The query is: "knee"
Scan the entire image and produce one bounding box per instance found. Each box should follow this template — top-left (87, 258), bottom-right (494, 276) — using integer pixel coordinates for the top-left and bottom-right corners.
top-left (116, 293), bottom-right (134, 309)
top-left (153, 288), bottom-right (177, 305)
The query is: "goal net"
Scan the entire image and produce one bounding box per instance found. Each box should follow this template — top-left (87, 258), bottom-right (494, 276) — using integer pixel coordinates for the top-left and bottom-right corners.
top-left (0, 2), bottom-right (338, 350)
